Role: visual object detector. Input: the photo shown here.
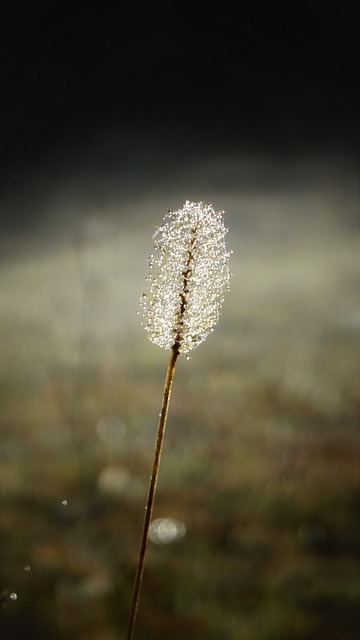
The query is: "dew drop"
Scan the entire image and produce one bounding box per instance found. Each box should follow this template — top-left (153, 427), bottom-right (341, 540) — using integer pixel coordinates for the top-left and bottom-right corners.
top-left (9, 592), bottom-right (17, 601)
top-left (149, 517), bottom-right (186, 544)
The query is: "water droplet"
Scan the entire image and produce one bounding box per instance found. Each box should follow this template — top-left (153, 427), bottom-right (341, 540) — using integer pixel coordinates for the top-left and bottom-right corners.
top-left (9, 592), bottom-right (17, 601)
top-left (24, 565), bottom-right (31, 572)
top-left (61, 499), bottom-right (68, 506)
top-left (149, 517), bottom-right (186, 545)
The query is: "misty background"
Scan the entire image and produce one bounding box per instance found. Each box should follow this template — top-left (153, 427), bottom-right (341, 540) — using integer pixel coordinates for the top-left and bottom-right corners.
top-left (0, 1), bottom-right (358, 241)
top-left (0, 2), bottom-right (359, 640)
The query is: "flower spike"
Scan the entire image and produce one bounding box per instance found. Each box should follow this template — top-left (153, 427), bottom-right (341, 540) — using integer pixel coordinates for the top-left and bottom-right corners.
top-left (140, 200), bottom-right (231, 354)
top-left (128, 201), bottom-right (230, 640)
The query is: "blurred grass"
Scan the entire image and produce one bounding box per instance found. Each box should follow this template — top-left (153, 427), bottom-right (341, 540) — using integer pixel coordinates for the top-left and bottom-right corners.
top-left (0, 202), bottom-right (359, 639)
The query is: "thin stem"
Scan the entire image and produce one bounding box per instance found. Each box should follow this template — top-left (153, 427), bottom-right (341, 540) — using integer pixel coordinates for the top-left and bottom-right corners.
top-left (126, 344), bottom-right (180, 640)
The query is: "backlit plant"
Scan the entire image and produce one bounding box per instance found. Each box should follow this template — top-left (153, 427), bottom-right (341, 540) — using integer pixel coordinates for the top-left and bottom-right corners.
top-left (127, 201), bottom-right (231, 639)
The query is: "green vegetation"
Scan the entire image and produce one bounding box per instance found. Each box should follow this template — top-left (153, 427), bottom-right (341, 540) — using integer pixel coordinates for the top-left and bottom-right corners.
top-left (0, 217), bottom-right (359, 639)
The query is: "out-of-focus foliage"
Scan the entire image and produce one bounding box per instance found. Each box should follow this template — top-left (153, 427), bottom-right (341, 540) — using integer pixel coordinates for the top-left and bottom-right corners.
top-left (0, 167), bottom-right (359, 639)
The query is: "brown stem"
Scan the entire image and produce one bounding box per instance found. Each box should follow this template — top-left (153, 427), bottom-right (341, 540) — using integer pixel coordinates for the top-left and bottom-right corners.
top-left (175, 228), bottom-right (197, 345)
top-left (126, 344), bottom-right (180, 640)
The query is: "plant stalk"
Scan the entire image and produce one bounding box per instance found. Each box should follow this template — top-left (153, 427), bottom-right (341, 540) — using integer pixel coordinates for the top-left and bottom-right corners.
top-left (126, 344), bottom-right (180, 640)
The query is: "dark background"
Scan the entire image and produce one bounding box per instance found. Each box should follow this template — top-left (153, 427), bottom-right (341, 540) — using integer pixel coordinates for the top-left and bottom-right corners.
top-left (0, 0), bottom-right (358, 233)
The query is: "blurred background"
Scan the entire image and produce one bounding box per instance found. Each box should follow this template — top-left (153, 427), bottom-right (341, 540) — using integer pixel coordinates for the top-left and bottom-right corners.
top-left (0, 2), bottom-right (359, 639)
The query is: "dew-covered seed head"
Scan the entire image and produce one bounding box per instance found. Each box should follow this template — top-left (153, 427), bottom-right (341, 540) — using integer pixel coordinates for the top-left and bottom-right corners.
top-left (139, 201), bottom-right (231, 355)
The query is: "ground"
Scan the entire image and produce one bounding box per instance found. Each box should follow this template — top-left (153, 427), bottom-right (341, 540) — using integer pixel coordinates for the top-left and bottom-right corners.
top-left (0, 154), bottom-right (359, 639)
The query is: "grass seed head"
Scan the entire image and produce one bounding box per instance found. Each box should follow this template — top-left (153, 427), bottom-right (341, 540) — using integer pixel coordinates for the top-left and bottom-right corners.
top-left (140, 200), bottom-right (231, 354)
